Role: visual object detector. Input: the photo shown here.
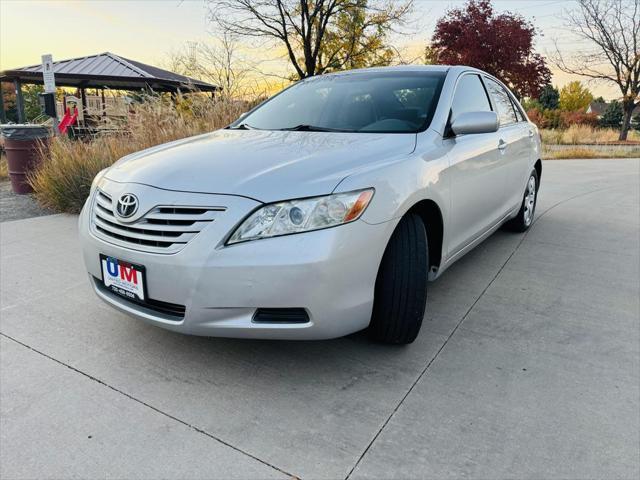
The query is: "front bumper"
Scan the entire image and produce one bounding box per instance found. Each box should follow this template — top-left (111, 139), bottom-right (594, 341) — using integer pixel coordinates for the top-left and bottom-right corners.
top-left (80, 183), bottom-right (395, 340)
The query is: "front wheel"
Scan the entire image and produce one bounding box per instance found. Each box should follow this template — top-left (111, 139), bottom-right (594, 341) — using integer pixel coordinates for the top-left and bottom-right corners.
top-left (505, 169), bottom-right (539, 232)
top-left (368, 214), bottom-right (428, 344)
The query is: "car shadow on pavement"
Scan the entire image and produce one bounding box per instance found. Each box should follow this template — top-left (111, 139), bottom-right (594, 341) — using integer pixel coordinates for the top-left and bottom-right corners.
top-left (107, 228), bottom-right (520, 373)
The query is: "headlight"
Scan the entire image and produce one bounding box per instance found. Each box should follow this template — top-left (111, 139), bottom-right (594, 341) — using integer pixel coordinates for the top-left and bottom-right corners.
top-left (227, 189), bottom-right (374, 244)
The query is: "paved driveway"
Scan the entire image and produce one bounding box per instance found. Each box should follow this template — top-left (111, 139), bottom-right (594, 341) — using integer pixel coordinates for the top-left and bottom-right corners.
top-left (1, 159), bottom-right (639, 479)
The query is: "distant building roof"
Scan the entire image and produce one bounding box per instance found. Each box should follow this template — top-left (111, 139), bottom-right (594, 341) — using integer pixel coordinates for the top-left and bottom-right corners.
top-left (587, 100), bottom-right (640, 117)
top-left (0, 52), bottom-right (217, 92)
top-left (586, 101), bottom-right (608, 116)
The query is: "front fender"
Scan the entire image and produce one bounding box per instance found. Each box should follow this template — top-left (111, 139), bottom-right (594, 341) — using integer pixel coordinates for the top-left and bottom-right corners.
top-left (333, 132), bottom-right (449, 228)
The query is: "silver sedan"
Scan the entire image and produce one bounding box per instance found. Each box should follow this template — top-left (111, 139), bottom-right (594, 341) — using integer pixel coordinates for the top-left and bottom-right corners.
top-left (79, 65), bottom-right (541, 344)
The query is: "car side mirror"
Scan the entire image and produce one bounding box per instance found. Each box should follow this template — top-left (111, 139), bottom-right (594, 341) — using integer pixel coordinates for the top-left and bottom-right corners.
top-left (450, 111), bottom-right (499, 135)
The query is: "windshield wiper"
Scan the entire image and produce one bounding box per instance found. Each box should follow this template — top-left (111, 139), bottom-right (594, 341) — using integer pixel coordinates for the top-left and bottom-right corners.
top-left (277, 124), bottom-right (346, 132)
top-left (226, 123), bottom-right (256, 130)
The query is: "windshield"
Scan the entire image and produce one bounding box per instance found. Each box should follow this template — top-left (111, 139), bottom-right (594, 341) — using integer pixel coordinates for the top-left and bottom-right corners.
top-left (234, 71), bottom-right (446, 134)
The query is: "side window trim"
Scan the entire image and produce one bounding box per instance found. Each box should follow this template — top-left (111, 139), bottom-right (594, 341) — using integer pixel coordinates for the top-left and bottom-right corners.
top-left (450, 72), bottom-right (494, 116)
top-left (504, 90), bottom-right (523, 123)
top-left (509, 93), bottom-right (526, 122)
top-left (480, 75), bottom-right (498, 114)
top-left (482, 75), bottom-right (518, 128)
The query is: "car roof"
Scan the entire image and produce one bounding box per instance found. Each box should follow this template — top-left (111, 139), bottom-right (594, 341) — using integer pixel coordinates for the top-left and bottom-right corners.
top-left (320, 64), bottom-right (487, 78)
top-left (322, 65), bottom-right (448, 76)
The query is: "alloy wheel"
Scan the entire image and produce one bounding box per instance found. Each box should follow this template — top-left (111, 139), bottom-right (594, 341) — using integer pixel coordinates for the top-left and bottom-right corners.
top-left (523, 175), bottom-right (537, 226)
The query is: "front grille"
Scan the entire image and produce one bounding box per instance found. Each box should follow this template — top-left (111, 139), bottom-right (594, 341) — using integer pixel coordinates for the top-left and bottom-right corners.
top-left (94, 277), bottom-right (185, 320)
top-left (92, 190), bottom-right (224, 254)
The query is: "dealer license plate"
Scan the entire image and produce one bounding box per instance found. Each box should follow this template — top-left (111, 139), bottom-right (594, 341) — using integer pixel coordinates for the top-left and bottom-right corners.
top-left (100, 255), bottom-right (146, 301)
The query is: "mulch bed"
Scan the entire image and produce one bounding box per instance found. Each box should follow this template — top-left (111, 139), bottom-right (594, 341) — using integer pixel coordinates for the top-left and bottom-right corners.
top-left (0, 180), bottom-right (53, 222)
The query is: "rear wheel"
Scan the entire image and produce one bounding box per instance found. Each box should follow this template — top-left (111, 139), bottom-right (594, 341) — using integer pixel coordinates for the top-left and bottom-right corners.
top-left (505, 169), bottom-right (538, 232)
top-left (368, 214), bottom-right (428, 344)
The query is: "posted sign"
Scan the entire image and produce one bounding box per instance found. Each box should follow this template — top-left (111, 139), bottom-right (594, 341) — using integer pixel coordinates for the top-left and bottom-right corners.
top-left (42, 54), bottom-right (55, 93)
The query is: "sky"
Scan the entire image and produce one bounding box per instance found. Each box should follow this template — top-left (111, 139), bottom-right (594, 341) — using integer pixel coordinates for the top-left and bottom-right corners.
top-left (0, 0), bottom-right (619, 99)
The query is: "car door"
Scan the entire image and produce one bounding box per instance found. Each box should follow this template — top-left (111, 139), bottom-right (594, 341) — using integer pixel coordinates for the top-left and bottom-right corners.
top-left (446, 73), bottom-right (508, 256)
top-left (483, 78), bottom-right (531, 212)
top-left (508, 94), bottom-right (536, 209)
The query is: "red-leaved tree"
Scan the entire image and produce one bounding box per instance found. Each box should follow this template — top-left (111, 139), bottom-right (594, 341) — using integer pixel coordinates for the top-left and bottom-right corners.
top-left (430, 0), bottom-right (551, 98)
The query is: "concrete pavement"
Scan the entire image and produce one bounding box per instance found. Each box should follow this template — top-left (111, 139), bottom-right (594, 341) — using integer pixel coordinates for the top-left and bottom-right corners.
top-left (1, 159), bottom-right (639, 479)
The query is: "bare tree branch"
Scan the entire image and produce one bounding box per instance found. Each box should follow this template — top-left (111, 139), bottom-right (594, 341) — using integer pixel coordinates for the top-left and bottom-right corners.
top-left (207, 0), bottom-right (412, 79)
top-left (554, 0), bottom-right (640, 140)
top-left (164, 32), bottom-right (258, 99)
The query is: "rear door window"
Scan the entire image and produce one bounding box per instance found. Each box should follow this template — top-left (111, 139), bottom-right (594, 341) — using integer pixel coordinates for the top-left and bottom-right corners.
top-left (485, 79), bottom-right (517, 126)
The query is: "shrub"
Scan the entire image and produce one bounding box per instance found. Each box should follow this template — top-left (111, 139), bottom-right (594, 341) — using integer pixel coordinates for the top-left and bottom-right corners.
top-left (522, 99), bottom-right (542, 112)
top-left (29, 94), bottom-right (253, 213)
top-left (560, 110), bottom-right (599, 128)
top-left (530, 108), bottom-right (597, 130)
top-left (29, 138), bottom-right (116, 212)
top-left (542, 109), bottom-right (564, 129)
top-left (526, 108), bottom-right (545, 128)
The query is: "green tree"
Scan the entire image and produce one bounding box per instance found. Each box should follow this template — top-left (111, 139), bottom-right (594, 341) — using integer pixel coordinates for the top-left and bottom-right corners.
top-left (22, 84), bottom-right (45, 122)
top-left (423, 45), bottom-right (438, 65)
top-left (314, 1), bottom-right (396, 73)
top-left (559, 81), bottom-right (593, 111)
top-left (599, 100), bottom-right (623, 128)
top-left (521, 98), bottom-right (542, 111)
top-left (538, 84), bottom-right (559, 110)
top-left (632, 113), bottom-right (640, 131)
top-left (1, 82), bottom-right (17, 122)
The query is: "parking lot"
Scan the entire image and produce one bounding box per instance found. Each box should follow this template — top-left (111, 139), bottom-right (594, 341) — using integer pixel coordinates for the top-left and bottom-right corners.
top-left (1, 158), bottom-right (639, 479)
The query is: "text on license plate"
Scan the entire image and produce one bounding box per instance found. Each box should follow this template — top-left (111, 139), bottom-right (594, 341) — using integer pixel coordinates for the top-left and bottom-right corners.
top-left (100, 255), bottom-right (145, 301)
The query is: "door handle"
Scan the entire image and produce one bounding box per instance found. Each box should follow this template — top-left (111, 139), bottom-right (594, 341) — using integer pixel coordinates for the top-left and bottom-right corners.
top-left (498, 139), bottom-right (507, 151)
top-left (528, 130), bottom-right (534, 138)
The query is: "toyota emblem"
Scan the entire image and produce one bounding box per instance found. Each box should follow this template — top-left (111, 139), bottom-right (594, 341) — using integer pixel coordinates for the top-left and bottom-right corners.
top-left (116, 193), bottom-right (139, 218)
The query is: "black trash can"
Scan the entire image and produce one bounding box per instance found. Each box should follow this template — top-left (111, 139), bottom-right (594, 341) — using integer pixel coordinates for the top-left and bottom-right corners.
top-left (1, 124), bottom-right (52, 194)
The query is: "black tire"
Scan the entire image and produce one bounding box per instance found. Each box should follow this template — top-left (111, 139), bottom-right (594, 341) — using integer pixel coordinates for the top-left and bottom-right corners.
top-left (505, 169), bottom-right (539, 233)
top-left (368, 214), bottom-right (428, 344)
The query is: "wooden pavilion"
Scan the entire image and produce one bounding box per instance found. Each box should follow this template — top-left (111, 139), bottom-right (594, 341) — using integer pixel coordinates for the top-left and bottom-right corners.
top-left (0, 52), bottom-right (218, 123)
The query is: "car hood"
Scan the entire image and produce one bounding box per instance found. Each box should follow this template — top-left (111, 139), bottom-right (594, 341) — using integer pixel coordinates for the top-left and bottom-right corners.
top-left (106, 129), bottom-right (416, 202)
